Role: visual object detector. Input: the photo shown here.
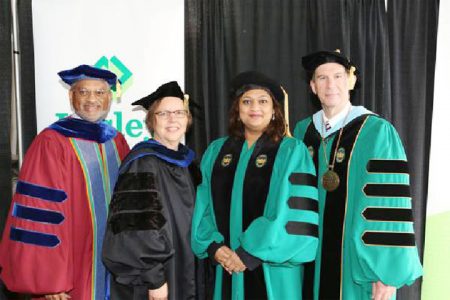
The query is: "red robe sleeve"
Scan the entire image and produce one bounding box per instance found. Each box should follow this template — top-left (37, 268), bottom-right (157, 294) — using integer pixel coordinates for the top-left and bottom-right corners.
top-left (0, 130), bottom-right (76, 295)
top-left (0, 129), bottom-right (129, 296)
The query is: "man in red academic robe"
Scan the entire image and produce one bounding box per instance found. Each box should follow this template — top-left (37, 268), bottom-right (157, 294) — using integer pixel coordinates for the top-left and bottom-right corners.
top-left (0, 65), bottom-right (130, 300)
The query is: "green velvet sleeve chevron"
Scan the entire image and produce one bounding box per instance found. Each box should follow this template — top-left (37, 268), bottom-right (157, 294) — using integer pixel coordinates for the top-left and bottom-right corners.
top-left (238, 138), bottom-right (319, 264)
top-left (191, 138), bottom-right (227, 259)
top-left (348, 117), bottom-right (423, 288)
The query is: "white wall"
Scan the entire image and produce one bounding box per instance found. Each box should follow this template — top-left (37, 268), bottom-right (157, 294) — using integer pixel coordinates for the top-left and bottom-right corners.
top-left (422, 0), bottom-right (450, 298)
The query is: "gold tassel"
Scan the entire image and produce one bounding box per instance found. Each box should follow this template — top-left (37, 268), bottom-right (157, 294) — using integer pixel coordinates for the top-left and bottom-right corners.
top-left (281, 86), bottom-right (292, 137)
top-left (348, 66), bottom-right (357, 90)
top-left (183, 94), bottom-right (190, 112)
top-left (115, 80), bottom-right (122, 98)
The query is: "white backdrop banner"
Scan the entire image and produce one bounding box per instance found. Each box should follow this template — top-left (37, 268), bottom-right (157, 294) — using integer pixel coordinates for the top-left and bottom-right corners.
top-left (32, 0), bottom-right (184, 147)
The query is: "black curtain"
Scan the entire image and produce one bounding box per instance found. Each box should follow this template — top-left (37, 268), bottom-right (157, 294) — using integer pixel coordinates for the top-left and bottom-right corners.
top-left (0, 1), bottom-right (34, 298)
top-left (185, 0), bottom-right (439, 299)
top-left (17, 0), bottom-right (36, 151)
top-left (0, 0), bottom-right (35, 234)
top-left (0, 0), bottom-right (12, 235)
top-left (186, 0), bottom-right (394, 154)
top-left (387, 1), bottom-right (438, 298)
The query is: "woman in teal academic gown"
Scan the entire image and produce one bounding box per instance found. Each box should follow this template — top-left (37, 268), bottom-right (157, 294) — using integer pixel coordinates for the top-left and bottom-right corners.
top-left (191, 71), bottom-right (319, 299)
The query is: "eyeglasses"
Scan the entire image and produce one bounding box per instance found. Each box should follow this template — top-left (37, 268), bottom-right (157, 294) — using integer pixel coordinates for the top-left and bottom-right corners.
top-left (154, 110), bottom-right (188, 119)
top-left (74, 88), bottom-right (109, 99)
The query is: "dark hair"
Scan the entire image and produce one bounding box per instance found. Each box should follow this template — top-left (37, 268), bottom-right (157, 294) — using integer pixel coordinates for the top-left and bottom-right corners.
top-left (145, 98), bottom-right (193, 134)
top-left (310, 66), bottom-right (353, 81)
top-left (228, 85), bottom-right (285, 142)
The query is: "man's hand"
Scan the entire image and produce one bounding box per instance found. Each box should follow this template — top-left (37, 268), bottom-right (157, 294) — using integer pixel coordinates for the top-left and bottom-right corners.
top-left (214, 246), bottom-right (246, 274)
top-left (149, 282), bottom-right (168, 300)
top-left (372, 281), bottom-right (396, 300)
top-left (222, 251), bottom-right (246, 273)
top-left (44, 292), bottom-right (71, 300)
top-left (214, 246), bottom-right (234, 274)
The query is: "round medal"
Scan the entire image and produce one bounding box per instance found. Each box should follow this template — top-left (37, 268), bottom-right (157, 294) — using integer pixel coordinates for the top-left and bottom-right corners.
top-left (322, 170), bottom-right (340, 191)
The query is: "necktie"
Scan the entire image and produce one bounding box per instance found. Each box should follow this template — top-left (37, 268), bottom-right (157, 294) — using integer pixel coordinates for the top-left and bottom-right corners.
top-left (325, 121), bottom-right (331, 131)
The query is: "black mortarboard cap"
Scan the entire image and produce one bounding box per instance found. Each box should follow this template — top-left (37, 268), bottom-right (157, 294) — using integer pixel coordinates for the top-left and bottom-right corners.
top-left (302, 50), bottom-right (357, 74)
top-left (230, 71), bottom-right (284, 103)
top-left (302, 50), bottom-right (360, 89)
top-left (132, 81), bottom-right (184, 110)
top-left (58, 64), bottom-right (118, 88)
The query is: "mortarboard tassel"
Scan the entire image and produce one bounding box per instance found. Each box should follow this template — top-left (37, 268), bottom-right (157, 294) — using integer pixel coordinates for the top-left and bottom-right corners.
top-left (115, 80), bottom-right (122, 98)
top-left (281, 86), bottom-right (292, 137)
top-left (183, 94), bottom-right (190, 113)
top-left (348, 66), bottom-right (357, 90)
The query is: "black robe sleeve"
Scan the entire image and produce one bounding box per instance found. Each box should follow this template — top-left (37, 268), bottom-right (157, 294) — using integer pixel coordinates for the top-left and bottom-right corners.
top-left (102, 156), bottom-right (174, 289)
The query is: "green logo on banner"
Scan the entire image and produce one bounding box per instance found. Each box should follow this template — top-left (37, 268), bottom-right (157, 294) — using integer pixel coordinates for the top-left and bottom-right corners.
top-left (95, 56), bottom-right (133, 97)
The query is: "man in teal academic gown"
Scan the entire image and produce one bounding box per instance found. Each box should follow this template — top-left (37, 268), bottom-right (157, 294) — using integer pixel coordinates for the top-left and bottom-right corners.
top-left (294, 50), bottom-right (423, 300)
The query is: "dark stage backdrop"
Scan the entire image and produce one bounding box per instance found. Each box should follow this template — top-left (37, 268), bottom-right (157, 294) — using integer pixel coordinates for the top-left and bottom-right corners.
top-left (0, 0), bottom-right (12, 235)
top-left (185, 0), bottom-right (439, 299)
top-left (0, 1), bottom-right (35, 296)
top-left (16, 0), bottom-right (37, 153)
top-left (0, 0), bottom-right (35, 234)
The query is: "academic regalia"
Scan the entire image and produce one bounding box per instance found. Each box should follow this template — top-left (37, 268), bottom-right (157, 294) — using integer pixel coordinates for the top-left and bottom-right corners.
top-left (0, 117), bottom-right (129, 299)
top-left (293, 107), bottom-right (423, 300)
top-left (102, 139), bottom-right (202, 300)
top-left (191, 134), bottom-right (319, 300)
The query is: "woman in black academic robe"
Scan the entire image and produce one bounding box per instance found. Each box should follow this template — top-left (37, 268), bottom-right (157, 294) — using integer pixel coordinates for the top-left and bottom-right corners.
top-left (102, 81), bottom-right (204, 300)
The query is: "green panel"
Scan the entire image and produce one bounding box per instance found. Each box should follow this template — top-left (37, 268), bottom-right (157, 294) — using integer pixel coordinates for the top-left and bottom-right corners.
top-left (422, 210), bottom-right (450, 299)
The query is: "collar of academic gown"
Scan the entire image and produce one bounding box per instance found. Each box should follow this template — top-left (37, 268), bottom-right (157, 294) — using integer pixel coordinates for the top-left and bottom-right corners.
top-left (121, 138), bottom-right (195, 169)
top-left (48, 116), bottom-right (117, 143)
top-left (313, 105), bottom-right (374, 138)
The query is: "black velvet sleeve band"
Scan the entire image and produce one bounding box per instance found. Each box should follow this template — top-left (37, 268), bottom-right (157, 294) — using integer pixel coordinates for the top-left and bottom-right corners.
top-left (141, 263), bottom-right (166, 289)
top-left (207, 241), bottom-right (225, 265)
top-left (146, 277), bottom-right (166, 290)
top-left (235, 247), bottom-right (263, 271)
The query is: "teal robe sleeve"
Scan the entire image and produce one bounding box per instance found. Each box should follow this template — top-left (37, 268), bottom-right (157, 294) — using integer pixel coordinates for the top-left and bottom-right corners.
top-left (238, 138), bottom-right (319, 264)
top-left (293, 117), bottom-right (312, 140)
top-left (191, 138), bottom-right (227, 259)
top-left (349, 117), bottom-right (423, 288)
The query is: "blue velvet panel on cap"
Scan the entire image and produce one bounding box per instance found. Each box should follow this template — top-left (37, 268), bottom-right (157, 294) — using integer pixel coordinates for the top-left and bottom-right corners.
top-left (58, 64), bottom-right (118, 88)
